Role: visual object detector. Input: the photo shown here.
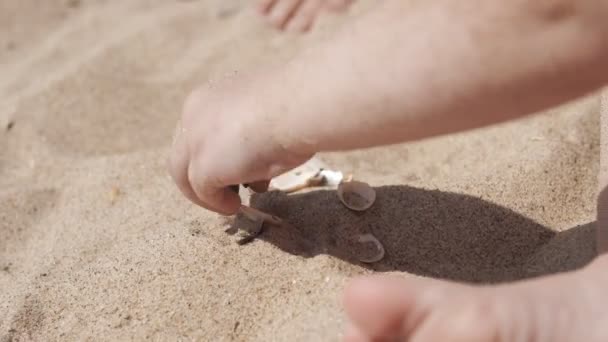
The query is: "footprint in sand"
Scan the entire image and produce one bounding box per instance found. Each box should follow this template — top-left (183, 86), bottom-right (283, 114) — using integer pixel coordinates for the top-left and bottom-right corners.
top-left (0, 188), bottom-right (57, 340)
top-left (1, 295), bottom-right (46, 342)
top-left (0, 188), bottom-right (58, 259)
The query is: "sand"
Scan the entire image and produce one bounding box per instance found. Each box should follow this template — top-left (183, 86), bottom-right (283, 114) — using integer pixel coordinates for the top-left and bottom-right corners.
top-left (0, 0), bottom-right (603, 340)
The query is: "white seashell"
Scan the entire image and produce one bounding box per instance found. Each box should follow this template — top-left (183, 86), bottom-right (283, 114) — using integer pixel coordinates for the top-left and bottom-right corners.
top-left (357, 233), bottom-right (385, 263)
top-left (318, 169), bottom-right (343, 186)
top-left (269, 158), bottom-right (345, 193)
top-left (337, 181), bottom-right (376, 211)
top-left (270, 157), bottom-right (330, 191)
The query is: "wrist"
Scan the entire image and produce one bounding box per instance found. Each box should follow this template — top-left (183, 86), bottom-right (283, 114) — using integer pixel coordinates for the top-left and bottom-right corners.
top-left (236, 67), bottom-right (318, 177)
top-left (249, 64), bottom-right (323, 158)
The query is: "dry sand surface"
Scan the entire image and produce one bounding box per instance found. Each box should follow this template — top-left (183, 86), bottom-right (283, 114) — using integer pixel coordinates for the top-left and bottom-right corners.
top-left (0, 0), bottom-right (604, 340)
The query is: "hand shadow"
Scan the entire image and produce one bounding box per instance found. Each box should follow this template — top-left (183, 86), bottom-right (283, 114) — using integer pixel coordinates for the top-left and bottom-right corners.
top-left (230, 185), bottom-right (596, 284)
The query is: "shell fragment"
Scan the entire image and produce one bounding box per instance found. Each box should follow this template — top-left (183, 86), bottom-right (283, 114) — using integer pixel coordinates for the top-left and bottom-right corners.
top-left (337, 181), bottom-right (376, 211)
top-left (239, 205), bottom-right (283, 226)
top-left (269, 157), bottom-right (344, 193)
top-left (357, 233), bottom-right (385, 263)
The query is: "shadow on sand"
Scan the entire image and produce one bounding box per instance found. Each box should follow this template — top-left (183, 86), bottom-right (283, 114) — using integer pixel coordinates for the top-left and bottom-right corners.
top-left (229, 185), bottom-right (597, 284)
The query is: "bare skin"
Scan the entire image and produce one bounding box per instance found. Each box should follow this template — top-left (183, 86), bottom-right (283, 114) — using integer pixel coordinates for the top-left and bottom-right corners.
top-left (257, 0), bottom-right (353, 32)
top-left (343, 257), bottom-right (608, 341)
top-left (169, 0), bottom-right (608, 340)
top-left (599, 93), bottom-right (608, 253)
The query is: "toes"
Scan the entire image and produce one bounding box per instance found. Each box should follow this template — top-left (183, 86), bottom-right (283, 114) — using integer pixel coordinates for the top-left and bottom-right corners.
top-left (259, 0), bottom-right (352, 32)
top-left (345, 273), bottom-right (590, 341)
top-left (411, 300), bottom-right (503, 342)
top-left (342, 324), bottom-right (368, 342)
top-left (326, 0), bottom-right (353, 11)
top-left (257, 0), bottom-right (277, 14)
top-left (285, 0), bottom-right (322, 32)
top-left (343, 275), bottom-right (446, 340)
top-left (343, 275), bottom-right (509, 341)
top-left (266, 0), bottom-right (305, 30)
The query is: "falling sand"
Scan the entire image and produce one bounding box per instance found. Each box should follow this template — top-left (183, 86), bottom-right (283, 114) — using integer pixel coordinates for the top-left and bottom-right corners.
top-left (0, 0), bottom-right (603, 340)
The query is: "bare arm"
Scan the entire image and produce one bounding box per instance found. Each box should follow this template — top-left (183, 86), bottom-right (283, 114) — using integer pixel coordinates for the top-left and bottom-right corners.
top-left (261, 0), bottom-right (608, 154)
top-left (171, 0), bottom-right (608, 215)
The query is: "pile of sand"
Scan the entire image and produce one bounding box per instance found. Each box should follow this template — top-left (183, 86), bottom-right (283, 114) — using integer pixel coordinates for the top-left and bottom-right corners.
top-left (0, 0), bottom-right (601, 340)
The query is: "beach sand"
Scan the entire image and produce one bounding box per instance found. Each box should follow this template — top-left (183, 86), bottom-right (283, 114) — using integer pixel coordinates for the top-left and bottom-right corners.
top-left (0, 0), bottom-right (603, 340)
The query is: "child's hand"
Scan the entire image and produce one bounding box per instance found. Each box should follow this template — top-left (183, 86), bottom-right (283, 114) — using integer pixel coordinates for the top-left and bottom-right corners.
top-left (168, 76), bottom-right (312, 215)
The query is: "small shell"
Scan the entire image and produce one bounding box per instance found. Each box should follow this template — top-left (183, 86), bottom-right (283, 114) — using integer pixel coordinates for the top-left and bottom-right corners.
top-left (270, 157), bottom-right (330, 191)
top-left (237, 219), bottom-right (264, 245)
top-left (318, 169), bottom-right (344, 186)
top-left (239, 205), bottom-right (283, 226)
top-left (337, 181), bottom-right (376, 211)
top-left (357, 233), bottom-right (385, 263)
top-left (275, 173), bottom-right (326, 194)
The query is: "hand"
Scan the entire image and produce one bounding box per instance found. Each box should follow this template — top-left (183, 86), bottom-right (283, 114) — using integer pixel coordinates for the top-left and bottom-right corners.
top-left (168, 75), bottom-right (313, 215)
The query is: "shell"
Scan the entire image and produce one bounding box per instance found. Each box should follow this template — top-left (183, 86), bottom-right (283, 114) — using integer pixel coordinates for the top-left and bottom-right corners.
top-left (318, 169), bottom-right (344, 186)
top-left (357, 233), bottom-right (385, 263)
top-left (239, 205), bottom-right (283, 226)
top-left (275, 173), bottom-right (325, 193)
top-left (269, 169), bottom-right (345, 194)
top-left (236, 219), bottom-right (264, 245)
top-left (270, 157), bottom-right (330, 191)
top-left (337, 181), bottom-right (376, 211)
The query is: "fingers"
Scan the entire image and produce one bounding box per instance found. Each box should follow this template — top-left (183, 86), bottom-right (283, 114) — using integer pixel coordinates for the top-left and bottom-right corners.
top-left (168, 121), bottom-right (206, 208)
top-left (169, 120), bottom-right (241, 215)
top-left (187, 161), bottom-right (242, 215)
top-left (266, 0), bottom-right (304, 30)
top-left (286, 0), bottom-right (322, 32)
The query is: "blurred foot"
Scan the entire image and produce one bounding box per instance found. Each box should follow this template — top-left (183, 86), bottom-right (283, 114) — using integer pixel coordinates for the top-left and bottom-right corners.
top-left (257, 0), bottom-right (353, 32)
top-left (343, 254), bottom-right (608, 341)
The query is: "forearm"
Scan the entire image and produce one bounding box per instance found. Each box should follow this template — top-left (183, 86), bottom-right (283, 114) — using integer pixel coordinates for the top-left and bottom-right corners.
top-left (264, 0), bottom-right (608, 153)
